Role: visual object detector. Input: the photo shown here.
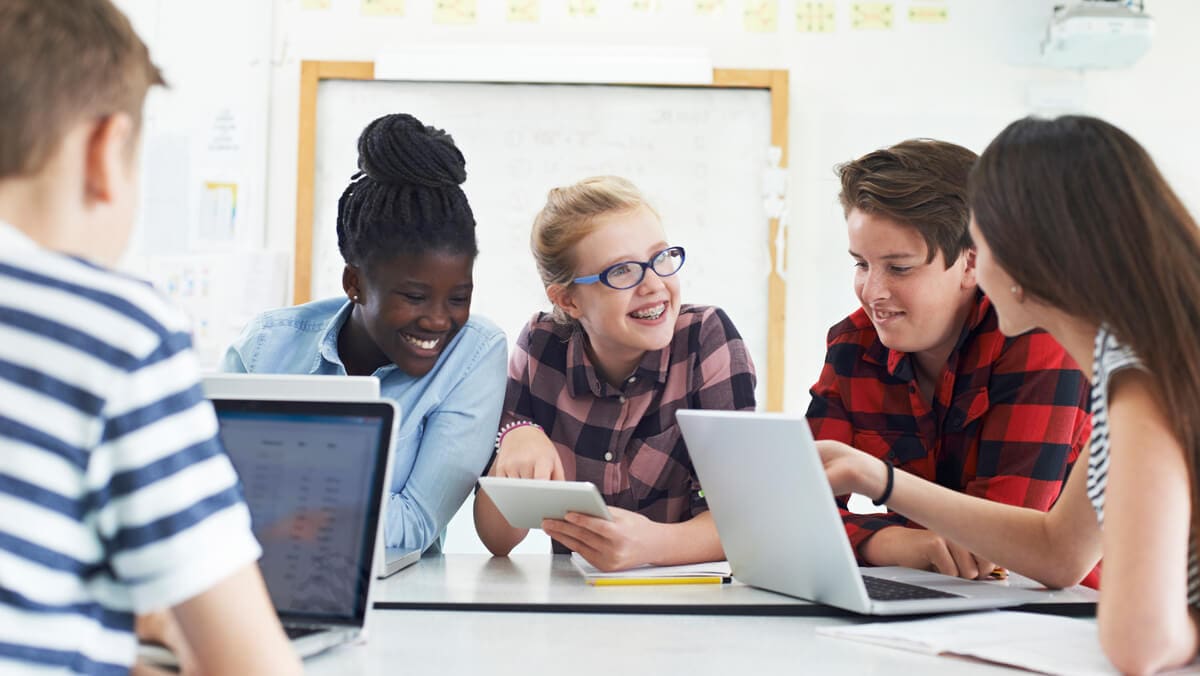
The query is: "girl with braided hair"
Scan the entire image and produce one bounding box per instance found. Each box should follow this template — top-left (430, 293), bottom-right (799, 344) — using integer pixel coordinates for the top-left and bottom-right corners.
top-left (224, 113), bottom-right (506, 555)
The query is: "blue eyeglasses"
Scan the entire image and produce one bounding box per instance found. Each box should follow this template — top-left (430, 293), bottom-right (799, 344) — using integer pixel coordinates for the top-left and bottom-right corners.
top-left (572, 246), bottom-right (686, 290)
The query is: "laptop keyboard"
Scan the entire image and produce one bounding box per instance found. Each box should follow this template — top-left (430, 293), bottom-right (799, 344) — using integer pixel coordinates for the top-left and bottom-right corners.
top-left (284, 626), bottom-right (325, 640)
top-left (861, 575), bottom-right (963, 600)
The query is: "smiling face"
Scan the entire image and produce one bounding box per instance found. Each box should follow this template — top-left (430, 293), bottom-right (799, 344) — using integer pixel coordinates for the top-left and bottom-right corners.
top-left (347, 249), bottom-right (474, 378)
top-left (555, 205), bottom-right (681, 378)
top-left (847, 208), bottom-right (977, 358)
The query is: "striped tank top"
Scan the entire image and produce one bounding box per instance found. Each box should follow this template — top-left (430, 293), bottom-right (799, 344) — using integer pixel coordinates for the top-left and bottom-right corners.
top-left (1088, 326), bottom-right (1199, 606)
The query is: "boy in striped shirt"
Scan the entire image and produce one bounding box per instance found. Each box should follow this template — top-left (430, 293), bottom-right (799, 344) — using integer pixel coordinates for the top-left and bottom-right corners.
top-left (0, 1), bottom-right (300, 673)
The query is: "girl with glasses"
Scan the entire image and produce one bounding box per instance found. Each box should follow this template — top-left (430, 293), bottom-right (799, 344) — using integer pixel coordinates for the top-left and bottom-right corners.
top-left (474, 176), bottom-right (757, 570)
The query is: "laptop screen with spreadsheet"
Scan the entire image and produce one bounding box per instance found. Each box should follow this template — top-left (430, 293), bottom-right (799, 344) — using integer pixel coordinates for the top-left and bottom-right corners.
top-left (211, 398), bottom-right (394, 627)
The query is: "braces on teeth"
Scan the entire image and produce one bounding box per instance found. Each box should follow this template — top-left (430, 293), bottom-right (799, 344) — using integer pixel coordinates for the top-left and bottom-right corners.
top-left (632, 304), bottom-right (666, 320)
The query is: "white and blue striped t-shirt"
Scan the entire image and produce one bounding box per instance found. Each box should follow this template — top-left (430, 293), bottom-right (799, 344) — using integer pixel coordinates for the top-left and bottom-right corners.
top-left (1088, 326), bottom-right (1199, 607)
top-left (0, 222), bottom-right (261, 674)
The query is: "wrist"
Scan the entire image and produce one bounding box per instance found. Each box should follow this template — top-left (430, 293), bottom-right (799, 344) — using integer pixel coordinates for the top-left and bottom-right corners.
top-left (859, 526), bottom-right (902, 566)
top-left (847, 452), bottom-right (886, 499)
top-left (495, 420), bottom-right (542, 452)
top-left (871, 457), bottom-right (894, 506)
top-left (641, 519), bottom-right (671, 566)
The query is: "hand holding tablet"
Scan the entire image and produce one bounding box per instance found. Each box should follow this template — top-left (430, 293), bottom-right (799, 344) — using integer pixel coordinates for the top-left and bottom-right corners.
top-left (477, 476), bottom-right (612, 530)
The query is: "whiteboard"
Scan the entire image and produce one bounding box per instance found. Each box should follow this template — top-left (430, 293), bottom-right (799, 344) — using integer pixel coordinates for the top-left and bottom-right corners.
top-left (310, 79), bottom-right (774, 405)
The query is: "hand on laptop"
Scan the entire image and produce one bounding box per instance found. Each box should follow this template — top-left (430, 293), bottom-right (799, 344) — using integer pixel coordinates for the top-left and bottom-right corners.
top-left (863, 526), bottom-right (996, 580)
top-left (815, 439), bottom-right (888, 498)
top-left (816, 441), bottom-right (997, 580)
top-left (491, 425), bottom-right (564, 480)
top-left (542, 507), bottom-right (657, 572)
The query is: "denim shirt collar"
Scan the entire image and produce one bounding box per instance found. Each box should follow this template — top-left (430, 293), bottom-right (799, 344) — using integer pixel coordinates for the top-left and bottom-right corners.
top-left (315, 300), bottom-right (399, 378)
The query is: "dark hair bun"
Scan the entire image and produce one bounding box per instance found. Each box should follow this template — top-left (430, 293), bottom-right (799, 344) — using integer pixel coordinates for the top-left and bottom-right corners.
top-left (356, 113), bottom-right (466, 188)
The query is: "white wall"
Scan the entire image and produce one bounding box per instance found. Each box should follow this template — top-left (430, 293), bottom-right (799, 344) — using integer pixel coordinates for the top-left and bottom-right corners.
top-left (264, 0), bottom-right (1200, 417)
top-left (113, 0), bottom-right (280, 368)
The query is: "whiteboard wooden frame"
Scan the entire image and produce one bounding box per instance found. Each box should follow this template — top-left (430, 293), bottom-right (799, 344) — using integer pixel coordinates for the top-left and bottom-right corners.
top-left (294, 60), bottom-right (789, 411)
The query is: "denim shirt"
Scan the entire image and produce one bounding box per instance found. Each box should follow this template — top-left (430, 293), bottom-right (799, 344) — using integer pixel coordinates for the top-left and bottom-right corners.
top-left (221, 297), bottom-right (506, 553)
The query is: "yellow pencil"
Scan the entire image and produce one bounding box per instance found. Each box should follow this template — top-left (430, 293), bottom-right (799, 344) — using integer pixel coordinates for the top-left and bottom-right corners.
top-left (587, 576), bottom-right (731, 586)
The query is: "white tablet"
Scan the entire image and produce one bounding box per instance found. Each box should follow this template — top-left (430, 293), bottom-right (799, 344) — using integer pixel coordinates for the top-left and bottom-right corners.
top-left (477, 477), bottom-right (612, 529)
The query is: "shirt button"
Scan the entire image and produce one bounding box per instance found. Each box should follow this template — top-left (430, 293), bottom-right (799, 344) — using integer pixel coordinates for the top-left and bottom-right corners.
top-left (604, 452), bottom-right (614, 461)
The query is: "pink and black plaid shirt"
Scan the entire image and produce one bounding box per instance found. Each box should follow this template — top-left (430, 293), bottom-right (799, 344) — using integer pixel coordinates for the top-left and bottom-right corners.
top-left (501, 305), bottom-right (756, 544)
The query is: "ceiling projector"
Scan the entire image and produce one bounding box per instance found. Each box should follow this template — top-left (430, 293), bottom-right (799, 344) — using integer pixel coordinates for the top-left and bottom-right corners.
top-left (1042, 0), bottom-right (1154, 69)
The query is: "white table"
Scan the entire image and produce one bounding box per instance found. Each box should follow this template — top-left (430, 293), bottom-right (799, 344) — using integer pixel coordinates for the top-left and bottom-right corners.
top-left (307, 608), bottom-right (1029, 675)
top-left (369, 553), bottom-right (1098, 615)
top-left (303, 554), bottom-right (1099, 674)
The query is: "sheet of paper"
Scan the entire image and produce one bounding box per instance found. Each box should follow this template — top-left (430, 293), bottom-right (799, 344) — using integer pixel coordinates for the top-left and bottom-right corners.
top-left (196, 181), bottom-right (238, 244)
top-left (743, 0), bottom-right (778, 32)
top-left (571, 553), bottom-right (731, 579)
top-left (567, 0), bottom-right (598, 18)
top-left (851, 2), bottom-right (893, 30)
top-left (130, 251), bottom-right (289, 370)
top-left (434, 0), bottom-right (476, 24)
top-left (797, 1), bottom-right (836, 33)
top-left (137, 132), bottom-right (192, 256)
top-left (909, 2), bottom-right (948, 24)
top-left (362, 0), bottom-right (405, 16)
top-left (506, 0), bottom-right (538, 22)
top-left (817, 611), bottom-right (1120, 676)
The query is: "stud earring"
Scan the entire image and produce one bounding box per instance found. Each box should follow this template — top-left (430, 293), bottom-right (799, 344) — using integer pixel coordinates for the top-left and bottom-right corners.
top-left (1010, 286), bottom-right (1018, 294)
top-left (352, 295), bottom-right (360, 303)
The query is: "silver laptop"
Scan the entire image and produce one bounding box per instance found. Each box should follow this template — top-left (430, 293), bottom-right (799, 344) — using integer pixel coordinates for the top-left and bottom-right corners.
top-left (202, 374), bottom-right (412, 579)
top-left (202, 373), bottom-right (380, 401)
top-left (380, 547), bottom-right (421, 578)
top-left (677, 410), bottom-right (1045, 615)
top-left (213, 398), bottom-right (397, 656)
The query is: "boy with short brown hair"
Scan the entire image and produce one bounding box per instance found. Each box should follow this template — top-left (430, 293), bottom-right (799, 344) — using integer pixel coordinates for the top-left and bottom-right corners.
top-left (808, 139), bottom-right (1095, 584)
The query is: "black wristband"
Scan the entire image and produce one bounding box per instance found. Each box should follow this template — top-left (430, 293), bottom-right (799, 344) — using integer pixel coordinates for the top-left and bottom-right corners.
top-left (872, 459), bottom-right (894, 506)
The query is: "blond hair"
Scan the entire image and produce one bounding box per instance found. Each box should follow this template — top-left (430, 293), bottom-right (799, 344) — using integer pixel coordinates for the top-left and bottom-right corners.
top-left (531, 176), bottom-right (657, 324)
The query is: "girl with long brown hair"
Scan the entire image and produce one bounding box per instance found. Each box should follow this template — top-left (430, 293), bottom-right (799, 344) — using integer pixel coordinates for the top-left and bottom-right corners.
top-left (817, 115), bottom-right (1199, 674)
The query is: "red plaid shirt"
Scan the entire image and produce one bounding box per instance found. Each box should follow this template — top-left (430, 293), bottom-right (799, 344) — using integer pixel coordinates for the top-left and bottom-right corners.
top-left (502, 305), bottom-right (756, 552)
top-left (807, 292), bottom-right (1094, 580)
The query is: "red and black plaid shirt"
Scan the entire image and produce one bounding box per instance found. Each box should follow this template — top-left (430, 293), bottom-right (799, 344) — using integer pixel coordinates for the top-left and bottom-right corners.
top-left (807, 292), bottom-right (1094, 576)
top-left (502, 305), bottom-right (756, 553)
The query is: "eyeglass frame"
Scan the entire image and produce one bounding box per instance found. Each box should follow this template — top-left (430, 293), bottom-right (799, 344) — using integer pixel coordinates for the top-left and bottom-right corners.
top-left (571, 246), bottom-right (687, 290)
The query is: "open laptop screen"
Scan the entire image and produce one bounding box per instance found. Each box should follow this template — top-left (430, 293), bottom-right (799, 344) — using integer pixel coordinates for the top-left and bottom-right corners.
top-left (211, 399), bottom-right (394, 627)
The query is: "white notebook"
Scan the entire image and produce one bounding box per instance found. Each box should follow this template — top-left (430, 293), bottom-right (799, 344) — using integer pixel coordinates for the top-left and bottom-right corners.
top-left (570, 553), bottom-right (731, 580)
top-left (817, 611), bottom-right (1122, 675)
